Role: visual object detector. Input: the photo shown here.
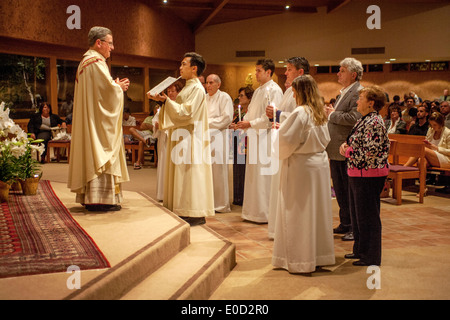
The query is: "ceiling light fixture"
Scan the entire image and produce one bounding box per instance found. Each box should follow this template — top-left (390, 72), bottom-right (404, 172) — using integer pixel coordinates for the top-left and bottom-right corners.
top-left (285, 5), bottom-right (290, 9)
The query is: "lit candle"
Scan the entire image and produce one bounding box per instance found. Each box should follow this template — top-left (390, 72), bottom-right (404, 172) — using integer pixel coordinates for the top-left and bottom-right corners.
top-left (238, 105), bottom-right (241, 122)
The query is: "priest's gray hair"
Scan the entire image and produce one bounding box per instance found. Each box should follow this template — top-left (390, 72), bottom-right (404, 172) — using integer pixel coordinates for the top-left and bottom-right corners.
top-left (208, 74), bottom-right (221, 85)
top-left (88, 26), bottom-right (112, 47)
top-left (340, 57), bottom-right (363, 81)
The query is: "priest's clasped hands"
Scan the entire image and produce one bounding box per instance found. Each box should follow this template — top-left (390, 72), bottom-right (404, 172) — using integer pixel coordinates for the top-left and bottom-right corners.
top-left (115, 77), bottom-right (130, 92)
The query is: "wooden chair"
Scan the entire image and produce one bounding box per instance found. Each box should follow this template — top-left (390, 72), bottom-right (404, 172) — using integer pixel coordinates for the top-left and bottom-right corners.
top-left (387, 139), bottom-right (426, 205)
top-left (123, 126), bottom-right (157, 167)
top-left (46, 125), bottom-right (72, 163)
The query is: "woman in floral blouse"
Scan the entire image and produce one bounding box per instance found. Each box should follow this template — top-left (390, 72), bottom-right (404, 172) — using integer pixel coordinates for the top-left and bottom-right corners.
top-left (339, 86), bottom-right (390, 266)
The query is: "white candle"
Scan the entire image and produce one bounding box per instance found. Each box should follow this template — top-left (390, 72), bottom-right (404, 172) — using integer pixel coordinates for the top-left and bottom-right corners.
top-left (238, 105), bottom-right (241, 122)
top-left (272, 103), bottom-right (277, 128)
top-left (266, 87), bottom-right (271, 105)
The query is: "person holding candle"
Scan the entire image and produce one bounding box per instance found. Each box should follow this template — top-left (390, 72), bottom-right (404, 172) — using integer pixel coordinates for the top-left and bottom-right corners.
top-left (236, 59), bottom-right (283, 223)
top-left (271, 75), bottom-right (335, 273)
top-left (229, 86), bottom-right (254, 205)
top-left (265, 56), bottom-right (310, 239)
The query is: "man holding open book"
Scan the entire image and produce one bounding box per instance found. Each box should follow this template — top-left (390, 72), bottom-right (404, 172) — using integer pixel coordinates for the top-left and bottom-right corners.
top-left (147, 52), bottom-right (214, 226)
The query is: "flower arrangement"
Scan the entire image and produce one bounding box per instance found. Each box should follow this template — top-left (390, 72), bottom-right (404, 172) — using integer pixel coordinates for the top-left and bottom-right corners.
top-left (0, 102), bottom-right (45, 185)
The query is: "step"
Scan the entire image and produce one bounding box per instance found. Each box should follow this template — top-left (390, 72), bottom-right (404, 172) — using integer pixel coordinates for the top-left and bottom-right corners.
top-left (120, 225), bottom-right (236, 300)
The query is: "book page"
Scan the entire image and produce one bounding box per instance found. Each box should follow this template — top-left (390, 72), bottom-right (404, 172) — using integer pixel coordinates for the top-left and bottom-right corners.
top-left (147, 76), bottom-right (181, 96)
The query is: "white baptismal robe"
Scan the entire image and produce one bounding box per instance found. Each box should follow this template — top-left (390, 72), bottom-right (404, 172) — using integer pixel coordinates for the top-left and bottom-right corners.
top-left (159, 78), bottom-right (214, 217)
top-left (268, 86), bottom-right (296, 239)
top-left (272, 106), bottom-right (335, 273)
top-left (207, 90), bottom-right (234, 212)
top-left (242, 79), bottom-right (283, 223)
top-left (152, 109), bottom-right (167, 201)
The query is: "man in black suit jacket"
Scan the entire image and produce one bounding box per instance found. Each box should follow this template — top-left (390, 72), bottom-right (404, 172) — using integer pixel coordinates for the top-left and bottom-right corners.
top-left (326, 57), bottom-right (363, 241)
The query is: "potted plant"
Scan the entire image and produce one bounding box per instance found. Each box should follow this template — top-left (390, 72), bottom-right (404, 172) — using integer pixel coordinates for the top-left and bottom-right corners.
top-left (0, 102), bottom-right (44, 197)
top-left (17, 136), bottom-right (45, 195)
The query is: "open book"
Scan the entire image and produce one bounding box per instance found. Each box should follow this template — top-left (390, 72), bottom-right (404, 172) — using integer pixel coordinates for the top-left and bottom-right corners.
top-left (147, 76), bottom-right (181, 96)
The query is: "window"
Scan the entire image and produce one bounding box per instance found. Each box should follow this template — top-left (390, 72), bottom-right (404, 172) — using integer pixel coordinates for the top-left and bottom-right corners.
top-left (112, 66), bottom-right (144, 113)
top-left (368, 64), bottom-right (384, 72)
top-left (430, 61), bottom-right (448, 71)
top-left (57, 59), bottom-right (78, 117)
top-left (410, 62), bottom-right (429, 71)
top-left (0, 53), bottom-right (48, 119)
top-left (316, 66), bottom-right (330, 74)
top-left (391, 63), bottom-right (409, 72)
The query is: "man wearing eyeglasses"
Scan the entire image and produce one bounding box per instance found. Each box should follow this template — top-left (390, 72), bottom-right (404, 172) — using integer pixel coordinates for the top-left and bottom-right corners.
top-left (68, 26), bottom-right (130, 212)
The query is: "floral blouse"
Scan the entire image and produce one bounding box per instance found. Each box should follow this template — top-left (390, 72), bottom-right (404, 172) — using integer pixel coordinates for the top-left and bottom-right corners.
top-left (345, 111), bottom-right (390, 177)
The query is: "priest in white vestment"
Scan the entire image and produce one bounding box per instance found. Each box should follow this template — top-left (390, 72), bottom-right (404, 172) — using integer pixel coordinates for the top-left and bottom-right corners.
top-left (272, 75), bottom-right (335, 273)
top-left (68, 26), bottom-right (130, 212)
top-left (265, 57), bottom-right (310, 239)
top-left (148, 53), bottom-right (214, 226)
top-left (205, 74), bottom-right (233, 213)
top-left (236, 59), bottom-right (283, 223)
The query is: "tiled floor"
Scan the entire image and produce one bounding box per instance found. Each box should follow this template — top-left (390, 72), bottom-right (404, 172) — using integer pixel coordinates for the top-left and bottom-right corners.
top-left (206, 188), bottom-right (450, 263)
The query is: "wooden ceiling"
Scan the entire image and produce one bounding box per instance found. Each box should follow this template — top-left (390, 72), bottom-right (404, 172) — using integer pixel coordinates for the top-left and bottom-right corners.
top-left (147, 0), bottom-right (354, 34)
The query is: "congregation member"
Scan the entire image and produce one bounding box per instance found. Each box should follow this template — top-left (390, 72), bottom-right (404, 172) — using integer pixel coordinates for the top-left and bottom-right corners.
top-left (27, 102), bottom-right (66, 163)
top-left (408, 104), bottom-right (429, 136)
top-left (205, 74), bottom-right (234, 213)
top-left (122, 108), bottom-right (136, 144)
top-left (440, 89), bottom-right (450, 102)
top-left (229, 86), bottom-right (253, 206)
top-left (404, 112), bottom-right (450, 170)
top-left (325, 57), bottom-right (363, 241)
top-left (265, 56), bottom-right (310, 239)
top-left (385, 105), bottom-right (407, 134)
top-left (129, 110), bottom-right (156, 170)
top-left (271, 75), bottom-right (335, 274)
top-left (152, 82), bottom-right (183, 201)
top-left (148, 52), bottom-right (214, 226)
top-left (440, 101), bottom-right (450, 128)
top-left (340, 86), bottom-right (390, 266)
top-left (235, 58), bottom-right (283, 223)
top-left (402, 96), bottom-right (417, 125)
top-left (68, 26), bottom-right (130, 212)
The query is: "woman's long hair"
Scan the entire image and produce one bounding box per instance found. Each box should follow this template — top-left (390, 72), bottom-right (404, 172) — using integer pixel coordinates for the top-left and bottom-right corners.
top-left (291, 75), bottom-right (327, 126)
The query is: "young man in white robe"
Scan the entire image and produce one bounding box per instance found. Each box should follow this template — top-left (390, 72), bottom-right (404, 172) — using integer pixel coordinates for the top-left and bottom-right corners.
top-left (205, 74), bottom-right (234, 213)
top-left (68, 26), bottom-right (130, 212)
top-left (265, 57), bottom-right (310, 239)
top-left (236, 59), bottom-right (283, 223)
top-left (148, 52), bottom-right (214, 226)
top-left (152, 82), bottom-right (183, 201)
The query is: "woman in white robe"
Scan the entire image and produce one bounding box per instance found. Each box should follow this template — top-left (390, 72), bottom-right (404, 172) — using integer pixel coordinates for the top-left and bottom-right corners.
top-left (272, 75), bottom-right (335, 273)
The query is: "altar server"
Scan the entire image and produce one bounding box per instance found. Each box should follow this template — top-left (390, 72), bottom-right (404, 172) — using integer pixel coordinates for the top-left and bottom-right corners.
top-left (206, 74), bottom-right (234, 213)
top-left (148, 52), bottom-right (214, 226)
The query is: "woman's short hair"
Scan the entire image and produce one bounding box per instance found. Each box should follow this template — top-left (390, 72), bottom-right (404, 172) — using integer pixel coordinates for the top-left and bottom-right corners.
top-left (360, 86), bottom-right (386, 111)
top-left (88, 26), bottom-right (112, 47)
top-left (38, 102), bottom-right (52, 115)
top-left (340, 57), bottom-right (364, 81)
top-left (387, 104), bottom-right (402, 120)
top-left (428, 112), bottom-right (445, 127)
top-left (238, 86), bottom-right (254, 100)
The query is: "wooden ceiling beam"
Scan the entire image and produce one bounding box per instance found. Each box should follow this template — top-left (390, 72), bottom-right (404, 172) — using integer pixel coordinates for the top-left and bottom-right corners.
top-left (327, 0), bottom-right (352, 14)
top-left (195, 0), bottom-right (230, 34)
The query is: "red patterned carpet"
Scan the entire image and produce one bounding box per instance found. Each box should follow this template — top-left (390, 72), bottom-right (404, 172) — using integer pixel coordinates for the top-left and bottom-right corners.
top-left (0, 180), bottom-right (110, 278)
